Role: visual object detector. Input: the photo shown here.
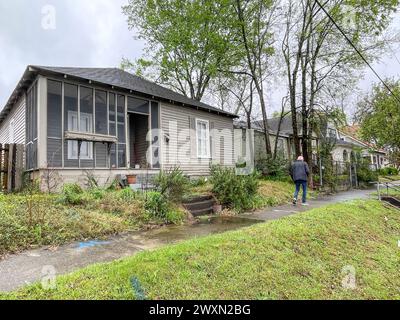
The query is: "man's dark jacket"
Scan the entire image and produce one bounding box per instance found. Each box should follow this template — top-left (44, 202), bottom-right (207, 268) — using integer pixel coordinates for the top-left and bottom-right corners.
top-left (290, 161), bottom-right (310, 182)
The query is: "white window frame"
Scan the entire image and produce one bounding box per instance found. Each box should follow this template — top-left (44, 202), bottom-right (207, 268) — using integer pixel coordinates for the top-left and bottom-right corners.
top-left (196, 118), bottom-right (210, 159)
top-left (9, 119), bottom-right (14, 143)
top-left (67, 111), bottom-right (93, 160)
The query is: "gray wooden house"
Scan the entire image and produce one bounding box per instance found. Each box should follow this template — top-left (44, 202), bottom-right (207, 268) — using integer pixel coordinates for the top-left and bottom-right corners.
top-left (0, 66), bottom-right (236, 189)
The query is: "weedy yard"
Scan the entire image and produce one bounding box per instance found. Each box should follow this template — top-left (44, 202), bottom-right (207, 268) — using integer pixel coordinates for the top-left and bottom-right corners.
top-left (1, 200), bottom-right (398, 300)
top-left (0, 167), bottom-right (299, 258)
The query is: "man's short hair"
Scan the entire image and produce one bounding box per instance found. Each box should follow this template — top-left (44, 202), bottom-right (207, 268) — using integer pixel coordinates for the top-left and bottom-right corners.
top-left (297, 156), bottom-right (304, 161)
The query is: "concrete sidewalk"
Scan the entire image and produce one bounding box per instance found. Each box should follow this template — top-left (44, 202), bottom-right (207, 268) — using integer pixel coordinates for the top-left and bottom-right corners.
top-left (0, 188), bottom-right (375, 292)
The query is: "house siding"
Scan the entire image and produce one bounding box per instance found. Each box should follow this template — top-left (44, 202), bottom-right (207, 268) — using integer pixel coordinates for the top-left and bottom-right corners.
top-left (0, 96), bottom-right (26, 145)
top-left (160, 102), bottom-right (234, 176)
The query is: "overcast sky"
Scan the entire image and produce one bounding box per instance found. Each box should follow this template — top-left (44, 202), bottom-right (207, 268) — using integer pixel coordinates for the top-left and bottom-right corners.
top-left (1, 0), bottom-right (400, 118)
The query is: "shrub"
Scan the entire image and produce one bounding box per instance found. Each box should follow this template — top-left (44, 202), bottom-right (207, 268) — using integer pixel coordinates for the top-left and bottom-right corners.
top-left (190, 177), bottom-right (208, 187)
top-left (255, 155), bottom-right (289, 180)
top-left (210, 165), bottom-right (259, 212)
top-left (145, 192), bottom-right (169, 220)
top-left (379, 167), bottom-right (399, 176)
top-left (117, 188), bottom-right (137, 201)
top-left (59, 183), bottom-right (84, 205)
top-left (357, 162), bottom-right (379, 183)
top-left (88, 188), bottom-right (105, 200)
top-left (154, 168), bottom-right (189, 203)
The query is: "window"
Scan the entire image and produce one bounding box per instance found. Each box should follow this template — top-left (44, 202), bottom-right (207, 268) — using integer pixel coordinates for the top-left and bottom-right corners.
top-left (9, 119), bottom-right (14, 143)
top-left (67, 111), bottom-right (93, 160)
top-left (277, 138), bottom-right (285, 155)
top-left (328, 128), bottom-right (337, 139)
top-left (95, 90), bottom-right (108, 135)
top-left (343, 150), bottom-right (348, 162)
top-left (196, 119), bottom-right (210, 158)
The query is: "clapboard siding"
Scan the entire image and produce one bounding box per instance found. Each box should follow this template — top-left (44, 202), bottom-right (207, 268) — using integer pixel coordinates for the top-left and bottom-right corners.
top-left (160, 103), bottom-right (234, 176)
top-left (0, 96), bottom-right (26, 145)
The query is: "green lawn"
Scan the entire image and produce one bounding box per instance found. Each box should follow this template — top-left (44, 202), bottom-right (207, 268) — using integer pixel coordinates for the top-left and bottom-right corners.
top-left (2, 200), bottom-right (399, 300)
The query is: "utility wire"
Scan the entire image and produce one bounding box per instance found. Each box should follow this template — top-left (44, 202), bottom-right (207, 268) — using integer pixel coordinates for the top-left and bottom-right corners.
top-left (315, 0), bottom-right (400, 105)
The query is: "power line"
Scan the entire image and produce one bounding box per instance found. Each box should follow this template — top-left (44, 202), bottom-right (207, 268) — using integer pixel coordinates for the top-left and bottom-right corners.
top-left (314, 0), bottom-right (400, 105)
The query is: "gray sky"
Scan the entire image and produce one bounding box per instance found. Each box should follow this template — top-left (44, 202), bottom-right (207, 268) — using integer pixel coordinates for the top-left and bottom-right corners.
top-left (1, 0), bottom-right (399, 118)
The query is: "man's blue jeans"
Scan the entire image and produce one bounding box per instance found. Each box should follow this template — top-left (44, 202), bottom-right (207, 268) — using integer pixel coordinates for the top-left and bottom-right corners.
top-left (294, 180), bottom-right (307, 204)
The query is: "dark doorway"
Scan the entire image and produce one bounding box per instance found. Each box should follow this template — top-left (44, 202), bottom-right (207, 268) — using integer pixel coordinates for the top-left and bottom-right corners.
top-left (128, 113), bottom-right (149, 168)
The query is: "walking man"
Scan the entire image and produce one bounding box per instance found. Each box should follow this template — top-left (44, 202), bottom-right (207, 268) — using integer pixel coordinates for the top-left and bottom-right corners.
top-left (290, 156), bottom-right (310, 206)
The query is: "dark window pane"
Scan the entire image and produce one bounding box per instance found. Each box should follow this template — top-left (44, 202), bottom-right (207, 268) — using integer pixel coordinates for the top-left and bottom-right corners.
top-left (95, 143), bottom-right (108, 168)
top-left (47, 138), bottom-right (62, 167)
top-left (127, 97), bottom-right (149, 114)
top-left (151, 102), bottom-right (160, 168)
top-left (117, 95), bottom-right (126, 143)
top-left (80, 86), bottom-right (93, 133)
top-left (47, 80), bottom-right (62, 138)
top-left (109, 93), bottom-right (116, 136)
top-left (118, 144), bottom-right (126, 168)
top-left (95, 90), bottom-right (108, 135)
top-left (64, 83), bottom-right (78, 131)
top-left (110, 144), bottom-right (117, 169)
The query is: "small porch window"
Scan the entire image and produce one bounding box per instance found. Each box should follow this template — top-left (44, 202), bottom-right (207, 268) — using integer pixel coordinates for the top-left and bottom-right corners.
top-left (67, 111), bottom-right (93, 160)
top-left (196, 119), bottom-right (210, 158)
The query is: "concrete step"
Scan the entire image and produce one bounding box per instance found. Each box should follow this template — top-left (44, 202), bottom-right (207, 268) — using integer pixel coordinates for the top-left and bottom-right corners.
top-left (182, 195), bottom-right (216, 217)
top-left (381, 196), bottom-right (400, 209)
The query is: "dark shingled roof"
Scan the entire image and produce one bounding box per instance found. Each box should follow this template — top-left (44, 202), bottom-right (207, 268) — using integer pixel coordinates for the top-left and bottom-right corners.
top-left (235, 114), bottom-right (302, 137)
top-left (32, 66), bottom-right (237, 117)
top-left (0, 66), bottom-right (236, 125)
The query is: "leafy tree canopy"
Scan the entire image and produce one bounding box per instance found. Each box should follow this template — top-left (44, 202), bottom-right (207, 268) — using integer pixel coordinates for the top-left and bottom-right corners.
top-left (122, 0), bottom-right (241, 101)
top-left (357, 79), bottom-right (400, 149)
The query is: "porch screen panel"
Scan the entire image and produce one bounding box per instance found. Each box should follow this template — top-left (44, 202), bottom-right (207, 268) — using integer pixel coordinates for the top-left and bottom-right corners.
top-left (109, 93), bottom-right (117, 168)
top-left (95, 90), bottom-right (107, 135)
top-left (117, 95), bottom-right (126, 168)
top-left (151, 102), bottom-right (160, 168)
top-left (25, 82), bottom-right (38, 170)
top-left (127, 97), bottom-right (149, 114)
top-left (64, 84), bottom-right (79, 167)
top-left (95, 142), bottom-right (108, 168)
top-left (109, 93), bottom-right (116, 136)
top-left (47, 80), bottom-right (62, 167)
top-left (80, 87), bottom-right (94, 168)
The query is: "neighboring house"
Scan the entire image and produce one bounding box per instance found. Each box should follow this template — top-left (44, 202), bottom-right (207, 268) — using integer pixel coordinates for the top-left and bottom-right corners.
top-left (337, 130), bottom-right (388, 169)
top-left (235, 115), bottom-right (388, 169)
top-left (0, 66), bottom-right (237, 189)
top-left (235, 114), bottom-right (319, 164)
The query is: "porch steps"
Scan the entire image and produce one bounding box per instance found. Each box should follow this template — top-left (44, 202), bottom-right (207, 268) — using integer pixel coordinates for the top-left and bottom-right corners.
top-left (381, 196), bottom-right (400, 209)
top-left (182, 195), bottom-right (216, 217)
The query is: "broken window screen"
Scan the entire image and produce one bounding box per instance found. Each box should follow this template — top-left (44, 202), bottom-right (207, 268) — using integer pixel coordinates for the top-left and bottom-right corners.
top-left (95, 90), bottom-right (107, 135)
top-left (47, 80), bottom-right (62, 167)
top-left (127, 96), bottom-right (149, 114)
top-left (109, 93), bottom-right (116, 136)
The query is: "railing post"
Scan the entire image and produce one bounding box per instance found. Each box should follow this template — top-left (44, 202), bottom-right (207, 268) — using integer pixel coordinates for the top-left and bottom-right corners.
top-left (377, 182), bottom-right (381, 201)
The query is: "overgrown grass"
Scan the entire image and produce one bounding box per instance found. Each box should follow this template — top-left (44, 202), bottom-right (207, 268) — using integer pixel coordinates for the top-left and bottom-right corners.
top-left (3, 200), bottom-right (398, 300)
top-left (0, 188), bottom-right (185, 258)
top-left (379, 175), bottom-right (400, 183)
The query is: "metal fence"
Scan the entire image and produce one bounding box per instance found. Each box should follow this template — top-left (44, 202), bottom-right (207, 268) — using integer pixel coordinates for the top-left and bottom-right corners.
top-left (311, 157), bottom-right (359, 192)
top-left (0, 143), bottom-right (24, 193)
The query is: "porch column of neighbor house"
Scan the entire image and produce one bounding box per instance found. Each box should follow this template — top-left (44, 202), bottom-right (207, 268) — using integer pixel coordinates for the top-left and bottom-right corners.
top-left (37, 76), bottom-right (47, 169)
